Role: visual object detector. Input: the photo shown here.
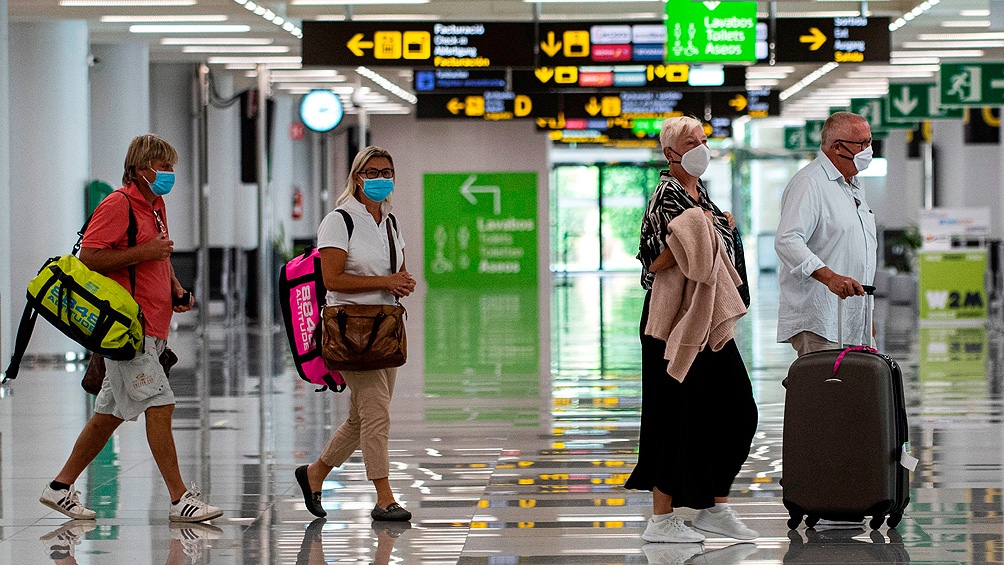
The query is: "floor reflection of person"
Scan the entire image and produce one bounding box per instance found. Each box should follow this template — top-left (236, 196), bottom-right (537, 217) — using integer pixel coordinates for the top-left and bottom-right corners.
top-left (292, 518), bottom-right (410, 565)
top-left (40, 520), bottom-right (220, 564)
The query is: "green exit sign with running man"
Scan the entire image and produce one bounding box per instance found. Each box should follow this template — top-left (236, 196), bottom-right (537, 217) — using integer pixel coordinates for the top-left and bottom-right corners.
top-left (664, 0), bottom-right (757, 63)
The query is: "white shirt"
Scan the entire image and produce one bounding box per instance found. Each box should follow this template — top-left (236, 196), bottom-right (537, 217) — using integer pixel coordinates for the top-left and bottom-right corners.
top-left (316, 197), bottom-right (406, 307)
top-left (774, 152), bottom-right (877, 345)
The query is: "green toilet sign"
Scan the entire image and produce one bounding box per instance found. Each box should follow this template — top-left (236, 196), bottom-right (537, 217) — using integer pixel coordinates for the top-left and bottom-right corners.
top-left (424, 172), bottom-right (538, 288)
top-left (664, 0), bottom-right (757, 63)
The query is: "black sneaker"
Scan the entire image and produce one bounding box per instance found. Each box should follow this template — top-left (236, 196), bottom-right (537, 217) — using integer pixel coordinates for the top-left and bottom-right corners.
top-left (295, 465), bottom-right (326, 518)
top-left (371, 502), bottom-right (411, 522)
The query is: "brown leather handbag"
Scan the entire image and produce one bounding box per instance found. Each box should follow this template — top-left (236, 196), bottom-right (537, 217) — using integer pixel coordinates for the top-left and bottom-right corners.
top-left (321, 303), bottom-right (407, 371)
top-left (320, 218), bottom-right (408, 372)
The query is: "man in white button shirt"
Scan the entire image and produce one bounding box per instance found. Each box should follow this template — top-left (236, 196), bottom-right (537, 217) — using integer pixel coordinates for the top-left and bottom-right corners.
top-left (775, 112), bottom-right (878, 356)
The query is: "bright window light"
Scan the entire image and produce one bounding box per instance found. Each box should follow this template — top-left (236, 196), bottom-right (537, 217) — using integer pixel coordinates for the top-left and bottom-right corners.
top-left (130, 24), bottom-right (251, 33)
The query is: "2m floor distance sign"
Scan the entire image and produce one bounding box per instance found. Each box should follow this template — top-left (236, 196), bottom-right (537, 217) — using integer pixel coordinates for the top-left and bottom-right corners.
top-left (301, 21), bottom-right (536, 68)
top-left (424, 173), bottom-right (538, 288)
top-left (664, 0), bottom-right (757, 63)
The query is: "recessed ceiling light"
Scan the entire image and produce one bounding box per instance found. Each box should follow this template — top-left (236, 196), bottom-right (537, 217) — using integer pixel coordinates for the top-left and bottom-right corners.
top-left (290, 0), bottom-right (426, 4)
top-left (959, 9), bottom-right (991, 17)
top-left (902, 40), bottom-right (1004, 48)
top-left (211, 56), bottom-right (301, 64)
top-left (892, 49), bottom-right (984, 57)
top-left (161, 37), bottom-right (273, 45)
top-left (941, 20), bottom-right (991, 27)
top-left (102, 15), bottom-right (226, 22)
top-left (918, 32), bottom-right (1004, 40)
top-left (61, 0), bottom-right (195, 4)
top-left (181, 45), bottom-right (290, 53)
top-left (130, 24), bottom-right (251, 33)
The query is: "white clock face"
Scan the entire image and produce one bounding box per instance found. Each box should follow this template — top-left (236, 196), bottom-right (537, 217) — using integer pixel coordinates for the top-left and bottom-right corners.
top-left (300, 90), bottom-right (343, 133)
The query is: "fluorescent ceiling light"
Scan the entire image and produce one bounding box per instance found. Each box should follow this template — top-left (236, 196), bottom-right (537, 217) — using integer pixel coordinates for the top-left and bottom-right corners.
top-left (268, 70), bottom-right (340, 78)
top-left (959, 10), bottom-right (990, 17)
top-left (317, 13), bottom-right (440, 21)
top-left (130, 24), bottom-right (250, 33)
top-left (746, 79), bottom-right (779, 86)
top-left (847, 70), bottom-right (934, 78)
top-left (265, 75), bottom-right (345, 82)
top-left (919, 32), bottom-right (1004, 40)
top-left (161, 37), bottom-right (273, 44)
top-left (226, 63), bottom-right (302, 70)
top-left (901, 40), bottom-right (1004, 48)
top-left (941, 20), bottom-right (991, 27)
top-left (211, 56), bottom-right (301, 64)
top-left (181, 45), bottom-right (290, 53)
top-left (891, 57), bottom-right (939, 64)
top-left (527, 0), bottom-right (659, 2)
top-left (102, 15), bottom-right (226, 22)
top-left (768, 11), bottom-right (860, 17)
top-left (61, 0), bottom-right (195, 4)
top-left (892, 49), bottom-right (984, 57)
top-left (290, 0), bottom-right (426, 4)
top-left (540, 12), bottom-right (659, 20)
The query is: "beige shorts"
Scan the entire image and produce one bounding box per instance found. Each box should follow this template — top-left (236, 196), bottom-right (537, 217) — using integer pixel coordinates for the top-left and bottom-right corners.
top-left (94, 336), bottom-right (175, 421)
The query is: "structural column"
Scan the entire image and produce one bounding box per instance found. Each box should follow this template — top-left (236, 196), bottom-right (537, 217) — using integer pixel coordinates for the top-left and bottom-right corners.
top-left (90, 42), bottom-right (150, 189)
top-left (9, 21), bottom-right (89, 356)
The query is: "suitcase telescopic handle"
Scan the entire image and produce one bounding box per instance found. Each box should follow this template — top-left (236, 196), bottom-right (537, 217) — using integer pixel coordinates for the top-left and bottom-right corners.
top-left (837, 284), bottom-right (876, 349)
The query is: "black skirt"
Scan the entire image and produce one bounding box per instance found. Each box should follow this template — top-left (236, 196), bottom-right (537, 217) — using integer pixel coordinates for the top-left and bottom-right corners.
top-left (624, 291), bottom-right (758, 510)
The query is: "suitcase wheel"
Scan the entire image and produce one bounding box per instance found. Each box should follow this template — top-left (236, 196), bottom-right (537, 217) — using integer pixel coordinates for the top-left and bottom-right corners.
top-left (887, 513), bottom-right (903, 529)
top-left (805, 516), bottom-right (819, 529)
top-left (869, 515), bottom-right (885, 530)
top-left (787, 516), bottom-right (802, 530)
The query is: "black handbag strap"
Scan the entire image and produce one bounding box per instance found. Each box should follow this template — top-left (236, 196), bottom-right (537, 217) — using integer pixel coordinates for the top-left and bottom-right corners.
top-left (2, 303), bottom-right (39, 383)
top-left (386, 220), bottom-right (398, 274)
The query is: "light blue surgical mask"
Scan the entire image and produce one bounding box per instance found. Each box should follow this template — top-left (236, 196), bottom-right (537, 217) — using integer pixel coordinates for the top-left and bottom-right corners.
top-left (149, 170), bottom-right (175, 196)
top-left (362, 178), bottom-right (394, 202)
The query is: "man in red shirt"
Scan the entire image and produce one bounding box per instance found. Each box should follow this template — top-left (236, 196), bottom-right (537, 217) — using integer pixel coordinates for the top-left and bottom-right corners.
top-left (39, 134), bottom-right (222, 524)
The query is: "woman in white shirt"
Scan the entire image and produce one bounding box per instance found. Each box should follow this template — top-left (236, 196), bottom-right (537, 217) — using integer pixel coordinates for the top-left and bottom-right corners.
top-left (295, 146), bottom-right (416, 522)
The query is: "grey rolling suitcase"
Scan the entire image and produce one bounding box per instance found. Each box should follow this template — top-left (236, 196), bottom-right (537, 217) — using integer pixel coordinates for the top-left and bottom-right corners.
top-left (782, 286), bottom-right (912, 530)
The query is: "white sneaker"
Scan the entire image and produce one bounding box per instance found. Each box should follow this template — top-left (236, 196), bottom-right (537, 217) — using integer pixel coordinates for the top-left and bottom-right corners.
top-left (170, 522), bottom-right (222, 560)
top-left (169, 484), bottom-right (224, 523)
top-left (40, 484), bottom-right (96, 520)
top-left (642, 514), bottom-right (706, 543)
top-left (693, 505), bottom-right (759, 540)
top-left (643, 541), bottom-right (704, 563)
top-left (40, 520), bottom-right (97, 560)
top-left (813, 518), bottom-right (866, 531)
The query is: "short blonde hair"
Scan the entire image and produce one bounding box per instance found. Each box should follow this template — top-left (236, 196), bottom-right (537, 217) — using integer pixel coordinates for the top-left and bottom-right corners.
top-left (123, 134), bottom-right (178, 185)
top-left (335, 145), bottom-right (395, 208)
top-left (659, 116), bottom-right (703, 157)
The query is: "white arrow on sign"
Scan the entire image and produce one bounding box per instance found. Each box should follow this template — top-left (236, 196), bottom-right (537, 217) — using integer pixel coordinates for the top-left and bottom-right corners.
top-left (893, 85), bottom-right (919, 115)
top-left (460, 174), bottom-right (501, 215)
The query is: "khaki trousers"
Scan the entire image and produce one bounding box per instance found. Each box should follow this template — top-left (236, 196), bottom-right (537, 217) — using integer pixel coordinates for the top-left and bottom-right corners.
top-left (320, 367), bottom-right (397, 480)
top-left (789, 331), bottom-right (838, 357)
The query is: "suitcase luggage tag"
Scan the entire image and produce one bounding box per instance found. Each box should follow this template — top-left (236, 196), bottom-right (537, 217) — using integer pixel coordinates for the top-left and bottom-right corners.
top-left (900, 441), bottom-right (919, 472)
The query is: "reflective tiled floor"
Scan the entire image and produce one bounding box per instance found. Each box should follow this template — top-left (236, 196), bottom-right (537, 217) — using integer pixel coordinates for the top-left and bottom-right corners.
top-left (1, 272), bottom-right (1002, 564)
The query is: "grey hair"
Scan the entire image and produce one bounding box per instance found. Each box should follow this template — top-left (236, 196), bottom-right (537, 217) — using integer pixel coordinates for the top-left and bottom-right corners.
top-left (820, 112), bottom-right (868, 149)
top-left (659, 116), bottom-right (703, 158)
top-left (335, 145), bottom-right (395, 208)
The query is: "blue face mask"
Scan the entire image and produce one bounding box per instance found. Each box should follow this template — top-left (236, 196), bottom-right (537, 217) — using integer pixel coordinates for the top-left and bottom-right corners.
top-left (148, 170), bottom-right (175, 196)
top-left (362, 178), bottom-right (394, 202)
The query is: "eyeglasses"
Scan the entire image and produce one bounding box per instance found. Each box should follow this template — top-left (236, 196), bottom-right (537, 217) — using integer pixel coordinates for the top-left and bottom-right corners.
top-left (359, 168), bottom-right (395, 179)
top-left (835, 138), bottom-right (872, 149)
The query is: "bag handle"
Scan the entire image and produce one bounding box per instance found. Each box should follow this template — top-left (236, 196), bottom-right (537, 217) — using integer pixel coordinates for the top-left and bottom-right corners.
top-left (837, 284), bottom-right (875, 348)
top-left (335, 308), bottom-right (386, 355)
top-left (2, 304), bottom-right (39, 383)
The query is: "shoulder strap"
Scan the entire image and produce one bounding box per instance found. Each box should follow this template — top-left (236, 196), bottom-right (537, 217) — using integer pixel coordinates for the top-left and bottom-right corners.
top-left (76, 190), bottom-right (138, 294)
top-left (388, 212), bottom-right (398, 234)
top-left (386, 221), bottom-right (398, 274)
top-left (2, 303), bottom-right (39, 382)
top-left (335, 209), bottom-right (354, 240)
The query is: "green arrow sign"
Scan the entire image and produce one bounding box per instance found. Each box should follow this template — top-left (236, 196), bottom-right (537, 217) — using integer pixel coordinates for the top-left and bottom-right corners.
top-left (664, 0), bottom-right (757, 63)
top-left (784, 126), bottom-right (808, 151)
top-left (939, 63), bottom-right (1004, 107)
top-left (850, 97), bottom-right (914, 131)
top-left (886, 83), bottom-right (964, 121)
top-left (423, 172), bottom-right (538, 288)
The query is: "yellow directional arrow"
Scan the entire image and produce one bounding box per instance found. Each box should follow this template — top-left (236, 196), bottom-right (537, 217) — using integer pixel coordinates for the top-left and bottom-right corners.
top-left (535, 67), bottom-right (555, 83)
top-left (447, 98), bottom-right (465, 115)
top-left (347, 33), bottom-right (374, 57)
top-left (585, 97), bottom-right (601, 116)
top-left (729, 94), bottom-right (748, 112)
top-left (799, 27), bottom-right (827, 51)
top-left (540, 31), bottom-right (562, 57)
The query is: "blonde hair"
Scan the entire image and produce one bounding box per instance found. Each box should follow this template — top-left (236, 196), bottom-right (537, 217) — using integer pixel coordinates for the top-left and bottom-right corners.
top-left (122, 134), bottom-right (178, 185)
top-left (659, 116), bottom-right (703, 157)
top-left (821, 112), bottom-right (868, 149)
top-left (335, 145), bottom-right (395, 208)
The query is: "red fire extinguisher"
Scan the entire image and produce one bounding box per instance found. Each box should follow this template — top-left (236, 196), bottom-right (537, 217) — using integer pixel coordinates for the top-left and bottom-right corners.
top-left (292, 187), bottom-right (303, 220)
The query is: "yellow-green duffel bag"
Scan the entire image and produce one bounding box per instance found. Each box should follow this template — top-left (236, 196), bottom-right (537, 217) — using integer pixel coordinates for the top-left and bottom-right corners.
top-left (3, 254), bottom-right (143, 382)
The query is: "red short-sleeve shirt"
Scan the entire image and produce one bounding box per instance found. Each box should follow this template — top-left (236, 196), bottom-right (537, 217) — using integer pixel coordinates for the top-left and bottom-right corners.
top-left (81, 183), bottom-right (173, 340)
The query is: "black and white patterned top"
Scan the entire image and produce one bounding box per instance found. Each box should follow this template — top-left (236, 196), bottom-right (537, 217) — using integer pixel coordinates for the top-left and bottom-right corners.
top-left (638, 170), bottom-right (735, 290)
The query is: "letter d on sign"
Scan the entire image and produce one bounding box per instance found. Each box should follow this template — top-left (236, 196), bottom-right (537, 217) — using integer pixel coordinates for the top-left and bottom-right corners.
top-left (514, 95), bottom-right (532, 117)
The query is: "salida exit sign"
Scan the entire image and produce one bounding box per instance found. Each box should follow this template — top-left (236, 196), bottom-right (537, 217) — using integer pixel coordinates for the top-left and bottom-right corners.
top-left (664, 0), bottom-right (757, 63)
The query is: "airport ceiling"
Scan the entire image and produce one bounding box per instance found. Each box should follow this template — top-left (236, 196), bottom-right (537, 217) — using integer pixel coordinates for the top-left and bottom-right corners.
top-left (9, 0), bottom-right (999, 119)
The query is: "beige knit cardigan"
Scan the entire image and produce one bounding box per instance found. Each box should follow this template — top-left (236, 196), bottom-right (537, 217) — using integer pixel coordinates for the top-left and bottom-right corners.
top-left (644, 207), bottom-right (748, 381)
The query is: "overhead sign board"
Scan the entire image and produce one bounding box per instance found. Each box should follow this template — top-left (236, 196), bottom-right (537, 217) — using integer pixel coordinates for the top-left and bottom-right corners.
top-left (664, 0), bottom-right (758, 63)
top-left (536, 21), bottom-right (667, 66)
top-left (560, 91), bottom-right (704, 120)
top-left (512, 64), bottom-right (745, 92)
top-left (885, 83), bottom-right (964, 121)
top-left (414, 69), bottom-right (507, 92)
top-left (415, 92), bottom-right (558, 120)
top-left (302, 21), bottom-right (536, 68)
top-left (939, 63), bottom-right (1004, 107)
top-left (784, 126), bottom-right (808, 151)
top-left (773, 17), bottom-right (890, 63)
top-left (850, 98), bottom-right (915, 131)
top-left (709, 89), bottom-right (780, 118)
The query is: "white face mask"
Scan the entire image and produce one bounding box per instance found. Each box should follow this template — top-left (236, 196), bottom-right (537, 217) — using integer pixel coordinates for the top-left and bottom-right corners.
top-left (672, 144), bottom-right (711, 178)
top-left (852, 144), bottom-right (873, 172)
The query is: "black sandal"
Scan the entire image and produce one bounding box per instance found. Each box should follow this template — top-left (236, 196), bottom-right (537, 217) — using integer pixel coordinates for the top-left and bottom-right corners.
top-left (295, 465), bottom-right (326, 518)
